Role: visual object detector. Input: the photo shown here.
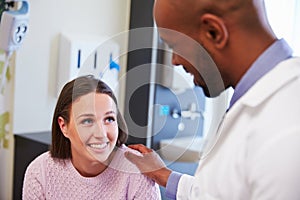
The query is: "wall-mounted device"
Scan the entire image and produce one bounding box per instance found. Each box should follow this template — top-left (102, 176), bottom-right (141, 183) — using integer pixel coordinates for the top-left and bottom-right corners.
top-left (0, 0), bottom-right (29, 92)
top-left (0, 0), bottom-right (29, 52)
top-left (56, 33), bottom-right (120, 98)
top-left (158, 46), bottom-right (195, 94)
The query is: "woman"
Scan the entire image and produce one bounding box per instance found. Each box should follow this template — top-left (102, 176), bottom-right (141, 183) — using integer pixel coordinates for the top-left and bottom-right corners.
top-left (22, 75), bottom-right (161, 200)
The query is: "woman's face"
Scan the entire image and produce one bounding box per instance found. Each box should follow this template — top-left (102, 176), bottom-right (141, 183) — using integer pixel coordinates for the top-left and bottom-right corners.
top-left (59, 92), bottom-right (118, 164)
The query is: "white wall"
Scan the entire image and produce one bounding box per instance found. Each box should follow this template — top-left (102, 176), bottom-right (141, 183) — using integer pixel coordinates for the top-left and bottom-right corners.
top-left (13, 0), bottom-right (131, 134)
top-left (0, 0), bottom-right (131, 199)
top-left (265, 0), bottom-right (300, 56)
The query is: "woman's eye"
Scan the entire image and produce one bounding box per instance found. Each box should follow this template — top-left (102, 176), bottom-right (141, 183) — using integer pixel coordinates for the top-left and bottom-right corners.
top-left (105, 116), bottom-right (116, 124)
top-left (81, 118), bottom-right (94, 125)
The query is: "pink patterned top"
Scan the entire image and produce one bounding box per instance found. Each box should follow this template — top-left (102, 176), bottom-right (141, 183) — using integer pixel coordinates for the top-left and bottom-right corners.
top-left (22, 145), bottom-right (161, 200)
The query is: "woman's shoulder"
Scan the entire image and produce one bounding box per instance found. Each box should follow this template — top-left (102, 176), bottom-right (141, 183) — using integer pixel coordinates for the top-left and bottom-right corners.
top-left (109, 145), bottom-right (161, 199)
top-left (26, 151), bottom-right (68, 174)
top-left (23, 152), bottom-right (52, 187)
top-left (109, 144), bottom-right (142, 174)
top-left (26, 151), bottom-right (51, 169)
top-left (117, 144), bottom-right (142, 155)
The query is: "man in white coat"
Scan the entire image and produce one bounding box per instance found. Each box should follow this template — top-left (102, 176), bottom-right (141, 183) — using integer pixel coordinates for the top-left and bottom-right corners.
top-left (125, 0), bottom-right (300, 199)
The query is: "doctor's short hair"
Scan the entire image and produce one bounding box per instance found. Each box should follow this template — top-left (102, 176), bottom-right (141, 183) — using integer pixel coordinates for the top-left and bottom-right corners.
top-left (50, 75), bottom-right (128, 159)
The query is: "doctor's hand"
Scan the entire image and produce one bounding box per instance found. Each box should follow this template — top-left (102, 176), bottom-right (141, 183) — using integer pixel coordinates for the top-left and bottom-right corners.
top-left (125, 144), bottom-right (172, 187)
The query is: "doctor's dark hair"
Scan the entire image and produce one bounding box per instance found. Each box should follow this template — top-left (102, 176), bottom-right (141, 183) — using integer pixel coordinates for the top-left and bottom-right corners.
top-left (50, 75), bottom-right (128, 159)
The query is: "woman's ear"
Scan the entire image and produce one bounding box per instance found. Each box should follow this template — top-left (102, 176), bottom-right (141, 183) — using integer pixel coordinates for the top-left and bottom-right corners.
top-left (58, 116), bottom-right (69, 138)
top-left (200, 13), bottom-right (229, 49)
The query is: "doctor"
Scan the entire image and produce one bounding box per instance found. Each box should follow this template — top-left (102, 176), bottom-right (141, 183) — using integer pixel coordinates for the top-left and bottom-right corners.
top-left (125, 0), bottom-right (300, 199)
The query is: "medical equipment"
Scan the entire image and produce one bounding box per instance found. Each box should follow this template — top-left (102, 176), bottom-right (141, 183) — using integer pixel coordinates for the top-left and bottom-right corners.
top-left (0, 0), bottom-right (29, 91)
top-left (57, 33), bottom-right (120, 98)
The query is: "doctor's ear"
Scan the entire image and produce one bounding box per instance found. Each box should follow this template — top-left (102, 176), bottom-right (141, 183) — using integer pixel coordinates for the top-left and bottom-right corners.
top-left (58, 116), bottom-right (69, 138)
top-left (200, 13), bottom-right (229, 49)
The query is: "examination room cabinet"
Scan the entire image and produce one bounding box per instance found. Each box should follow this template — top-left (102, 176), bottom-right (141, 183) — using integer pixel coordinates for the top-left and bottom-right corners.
top-left (13, 131), bottom-right (51, 200)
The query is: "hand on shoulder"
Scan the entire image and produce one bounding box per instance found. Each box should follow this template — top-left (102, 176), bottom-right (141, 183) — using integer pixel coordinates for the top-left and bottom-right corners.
top-left (125, 144), bottom-right (172, 187)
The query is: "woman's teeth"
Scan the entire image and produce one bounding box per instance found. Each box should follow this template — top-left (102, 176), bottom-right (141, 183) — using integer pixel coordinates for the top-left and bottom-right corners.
top-left (88, 143), bottom-right (108, 149)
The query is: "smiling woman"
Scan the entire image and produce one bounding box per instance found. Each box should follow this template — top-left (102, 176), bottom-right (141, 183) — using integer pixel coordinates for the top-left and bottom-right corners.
top-left (22, 75), bottom-right (161, 200)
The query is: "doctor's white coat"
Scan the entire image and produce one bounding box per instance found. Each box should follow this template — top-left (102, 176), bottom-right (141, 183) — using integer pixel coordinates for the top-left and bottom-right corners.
top-left (177, 58), bottom-right (300, 200)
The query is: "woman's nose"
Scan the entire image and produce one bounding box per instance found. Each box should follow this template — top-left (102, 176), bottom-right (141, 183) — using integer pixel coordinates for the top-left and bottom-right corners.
top-left (94, 123), bottom-right (107, 138)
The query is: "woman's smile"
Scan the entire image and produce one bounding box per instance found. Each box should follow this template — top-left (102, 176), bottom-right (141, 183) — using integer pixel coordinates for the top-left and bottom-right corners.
top-left (87, 141), bottom-right (109, 152)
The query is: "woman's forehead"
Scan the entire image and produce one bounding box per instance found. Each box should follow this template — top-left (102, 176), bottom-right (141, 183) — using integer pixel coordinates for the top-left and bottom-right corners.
top-left (71, 93), bottom-right (117, 113)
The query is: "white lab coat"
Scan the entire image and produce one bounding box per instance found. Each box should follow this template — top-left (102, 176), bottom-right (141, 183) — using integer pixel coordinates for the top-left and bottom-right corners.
top-left (177, 57), bottom-right (300, 200)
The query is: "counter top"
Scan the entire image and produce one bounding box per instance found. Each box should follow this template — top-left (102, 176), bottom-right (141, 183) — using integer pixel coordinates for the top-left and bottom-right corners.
top-left (15, 131), bottom-right (51, 145)
top-left (159, 136), bottom-right (204, 163)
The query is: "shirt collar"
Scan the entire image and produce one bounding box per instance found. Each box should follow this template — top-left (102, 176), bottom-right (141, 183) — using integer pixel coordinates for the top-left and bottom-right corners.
top-left (228, 39), bottom-right (293, 110)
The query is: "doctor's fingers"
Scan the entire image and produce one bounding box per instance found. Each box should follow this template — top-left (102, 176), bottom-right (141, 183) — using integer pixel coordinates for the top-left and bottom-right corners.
top-left (127, 144), bottom-right (153, 153)
top-left (125, 149), bottom-right (166, 174)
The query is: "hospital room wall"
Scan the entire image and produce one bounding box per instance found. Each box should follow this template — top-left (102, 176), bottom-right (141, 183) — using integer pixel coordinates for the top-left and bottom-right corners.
top-left (265, 0), bottom-right (300, 56)
top-left (0, 0), bottom-right (131, 199)
top-left (13, 0), bottom-right (131, 134)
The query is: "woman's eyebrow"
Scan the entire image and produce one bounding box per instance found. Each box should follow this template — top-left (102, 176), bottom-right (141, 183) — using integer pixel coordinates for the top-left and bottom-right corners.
top-left (104, 111), bottom-right (116, 115)
top-left (76, 113), bottom-right (94, 120)
top-left (76, 110), bottom-right (116, 119)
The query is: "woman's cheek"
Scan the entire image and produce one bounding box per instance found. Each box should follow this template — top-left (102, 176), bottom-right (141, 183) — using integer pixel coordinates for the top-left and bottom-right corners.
top-left (76, 126), bottom-right (92, 142)
top-left (109, 126), bottom-right (119, 143)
